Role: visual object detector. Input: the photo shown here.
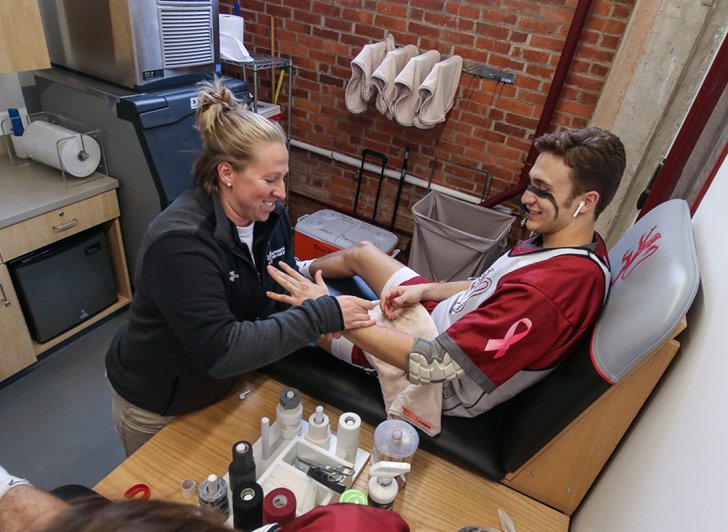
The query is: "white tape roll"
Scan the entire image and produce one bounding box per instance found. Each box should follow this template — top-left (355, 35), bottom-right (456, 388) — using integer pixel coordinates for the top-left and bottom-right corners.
top-left (22, 121), bottom-right (101, 178)
top-left (335, 412), bottom-right (361, 465)
top-left (276, 402), bottom-right (303, 440)
top-left (305, 405), bottom-right (331, 449)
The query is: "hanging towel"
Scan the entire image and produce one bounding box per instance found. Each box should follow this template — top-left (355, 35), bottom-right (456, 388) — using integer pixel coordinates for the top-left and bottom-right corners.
top-left (363, 303), bottom-right (443, 437)
top-left (391, 50), bottom-right (441, 127)
top-left (371, 44), bottom-right (420, 119)
top-left (413, 55), bottom-right (463, 129)
top-left (345, 34), bottom-right (396, 114)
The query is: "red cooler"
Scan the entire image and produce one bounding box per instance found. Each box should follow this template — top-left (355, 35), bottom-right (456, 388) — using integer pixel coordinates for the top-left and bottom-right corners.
top-left (294, 210), bottom-right (398, 260)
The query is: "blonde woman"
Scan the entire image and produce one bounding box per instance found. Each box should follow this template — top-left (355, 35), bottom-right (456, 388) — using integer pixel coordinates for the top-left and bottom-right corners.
top-left (106, 79), bottom-right (375, 455)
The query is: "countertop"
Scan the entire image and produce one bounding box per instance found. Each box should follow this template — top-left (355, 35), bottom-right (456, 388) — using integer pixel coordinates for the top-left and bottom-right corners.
top-left (0, 149), bottom-right (118, 229)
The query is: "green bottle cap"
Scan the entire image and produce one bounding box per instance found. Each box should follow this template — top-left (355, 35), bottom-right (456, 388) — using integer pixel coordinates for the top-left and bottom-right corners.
top-left (339, 489), bottom-right (368, 505)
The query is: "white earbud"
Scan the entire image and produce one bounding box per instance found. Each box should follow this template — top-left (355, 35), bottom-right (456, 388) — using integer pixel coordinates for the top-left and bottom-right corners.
top-left (572, 200), bottom-right (586, 218)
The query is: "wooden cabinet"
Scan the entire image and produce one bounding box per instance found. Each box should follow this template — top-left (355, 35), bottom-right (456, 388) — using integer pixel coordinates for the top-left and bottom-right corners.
top-left (0, 190), bottom-right (119, 261)
top-left (0, 263), bottom-right (35, 379)
top-left (0, 0), bottom-right (51, 74)
top-left (0, 158), bottom-right (132, 381)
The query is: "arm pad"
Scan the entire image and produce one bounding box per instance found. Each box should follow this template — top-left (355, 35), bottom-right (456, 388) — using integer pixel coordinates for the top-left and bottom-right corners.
top-left (406, 336), bottom-right (465, 385)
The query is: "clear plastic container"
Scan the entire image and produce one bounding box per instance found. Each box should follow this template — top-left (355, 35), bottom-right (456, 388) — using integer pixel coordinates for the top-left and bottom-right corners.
top-left (372, 420), bottom-right (419, 487)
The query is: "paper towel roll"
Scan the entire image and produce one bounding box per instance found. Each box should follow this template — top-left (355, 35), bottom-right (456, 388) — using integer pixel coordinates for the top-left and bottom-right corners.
top-left (219, 14), bottom-right (252, 62)
top-left (220, 14), bottom-right (244, 39)
top-left (22, 121), bottom-right (101, 178)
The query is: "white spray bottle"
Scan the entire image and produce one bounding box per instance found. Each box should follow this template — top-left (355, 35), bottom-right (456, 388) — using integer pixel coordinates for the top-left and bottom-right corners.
top-left (368, 461), bottom-right (411, 510)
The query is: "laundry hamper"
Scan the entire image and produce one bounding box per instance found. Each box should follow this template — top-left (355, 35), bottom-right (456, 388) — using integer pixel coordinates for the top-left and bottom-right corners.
top-left (408, 191), bottom-right (514, 282)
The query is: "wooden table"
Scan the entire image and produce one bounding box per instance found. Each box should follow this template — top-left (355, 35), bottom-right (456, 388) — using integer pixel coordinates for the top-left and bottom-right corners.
top-left (95, 373), bottom-right (569, 531)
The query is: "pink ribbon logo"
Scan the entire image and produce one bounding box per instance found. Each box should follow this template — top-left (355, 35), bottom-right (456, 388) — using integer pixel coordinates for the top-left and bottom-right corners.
top-left (485, 318), bottom-right (533, 359)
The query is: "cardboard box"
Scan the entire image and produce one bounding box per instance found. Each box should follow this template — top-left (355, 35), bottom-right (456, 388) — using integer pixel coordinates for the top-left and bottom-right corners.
top-left (254, 100), bottom-right (282, 122)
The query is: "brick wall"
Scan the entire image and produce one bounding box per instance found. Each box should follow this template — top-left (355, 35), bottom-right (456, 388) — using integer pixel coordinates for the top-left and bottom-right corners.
top-left (221, 0), bottom-right (635, 247)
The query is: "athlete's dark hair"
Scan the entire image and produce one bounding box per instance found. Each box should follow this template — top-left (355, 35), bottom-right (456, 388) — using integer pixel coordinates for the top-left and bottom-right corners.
top-left (41, 498), bottom-right (229, 532)
top-left (534, 127), bottom-right (626, 218)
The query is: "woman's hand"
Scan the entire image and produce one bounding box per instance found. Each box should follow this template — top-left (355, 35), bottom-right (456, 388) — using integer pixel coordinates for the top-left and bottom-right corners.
top-left (266, 261), bottom-right (329, 306)
top-left (267, 261), bottom-right (375, 330)
top-left (335, 295), bottom-right (377, 330)
top-left (380, 284), bottom-right (427, 320)
top-left (320, 332), bottom-right (343, 343)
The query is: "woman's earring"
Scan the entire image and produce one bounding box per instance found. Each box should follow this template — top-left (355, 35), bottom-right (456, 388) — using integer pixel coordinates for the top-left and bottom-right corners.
top-left (225, 181), bottom-right (233, 188)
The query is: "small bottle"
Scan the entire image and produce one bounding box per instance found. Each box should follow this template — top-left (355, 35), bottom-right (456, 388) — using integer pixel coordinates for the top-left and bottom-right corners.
top-left (7, 108), bottom-right (28, 159)
top-left (367, 461), bottom-right (410, 510)
top-left (339, 489), bottom-right (368, 505)
top-left (372, 419), bottom-right (418, 487)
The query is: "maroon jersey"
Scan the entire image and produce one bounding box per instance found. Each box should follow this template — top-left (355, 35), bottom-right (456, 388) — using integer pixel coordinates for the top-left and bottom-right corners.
top-left (428, 234), bottom-right (610, 417)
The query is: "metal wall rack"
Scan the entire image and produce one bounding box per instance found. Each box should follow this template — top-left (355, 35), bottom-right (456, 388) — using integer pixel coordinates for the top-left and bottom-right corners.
top-left (222, 53), bottom-right (293, 146)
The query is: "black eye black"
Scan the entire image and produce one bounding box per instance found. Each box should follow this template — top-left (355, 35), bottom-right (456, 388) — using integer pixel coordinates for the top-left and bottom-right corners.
top-left (527, 184), bottom-right (553, 199)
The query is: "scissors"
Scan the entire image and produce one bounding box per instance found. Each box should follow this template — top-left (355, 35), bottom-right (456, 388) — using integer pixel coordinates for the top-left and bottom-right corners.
top-left (294, 456), bottom-right (355, 483)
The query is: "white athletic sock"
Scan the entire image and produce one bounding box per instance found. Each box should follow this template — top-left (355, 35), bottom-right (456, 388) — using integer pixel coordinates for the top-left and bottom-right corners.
top-left (330, 335), bottom-right (355, 364)
top-left (0, 465), bottom-right (29, 499)
top-left (296, 259), bottom-right (314, 280)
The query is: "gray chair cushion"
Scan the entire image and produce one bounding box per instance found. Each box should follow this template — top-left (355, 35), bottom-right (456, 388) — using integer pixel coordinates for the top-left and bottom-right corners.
top-left (592, 199), bottom-right (700, 383)
top-left (502, 199), bottom-right (701, 472)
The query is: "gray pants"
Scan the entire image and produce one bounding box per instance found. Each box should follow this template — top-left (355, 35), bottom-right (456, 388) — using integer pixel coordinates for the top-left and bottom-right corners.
top-left (110, 388), bottom-right (174, 456)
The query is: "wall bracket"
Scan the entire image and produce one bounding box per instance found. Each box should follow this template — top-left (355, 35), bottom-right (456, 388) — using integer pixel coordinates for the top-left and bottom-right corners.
top-left (462, 61), bottom-right (517, 84)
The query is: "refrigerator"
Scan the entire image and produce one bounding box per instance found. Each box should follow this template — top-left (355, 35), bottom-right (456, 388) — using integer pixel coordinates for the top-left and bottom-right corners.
top-left (8, 227), bottom-right (117, 343)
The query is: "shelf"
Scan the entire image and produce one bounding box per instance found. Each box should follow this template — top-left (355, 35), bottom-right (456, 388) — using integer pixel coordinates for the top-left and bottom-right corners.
top-left (222, 53), bottom-right (291, 71)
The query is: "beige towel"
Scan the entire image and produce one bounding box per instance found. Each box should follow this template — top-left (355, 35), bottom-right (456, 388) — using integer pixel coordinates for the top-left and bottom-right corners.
top-left (371, 45), bottom-right (419, 119)
top-left (364, 304), bottom-right (443, 437)
top-left (345, 35), bottom-right (396, 114)
top-left (391, 50), bottom-right (441, 127)
top-left (413, 55), bottom-right (463, 129)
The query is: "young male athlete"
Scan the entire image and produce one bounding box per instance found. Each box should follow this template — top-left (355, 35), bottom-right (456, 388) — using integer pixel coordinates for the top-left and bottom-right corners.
top-left (269, 127), bottom-right (626, 418)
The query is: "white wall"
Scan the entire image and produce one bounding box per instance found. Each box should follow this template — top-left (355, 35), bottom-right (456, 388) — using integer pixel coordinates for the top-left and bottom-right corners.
top-left (573, 156), bottom-right (728, 529)
top-left (0, 73), bottom-right (27, 123)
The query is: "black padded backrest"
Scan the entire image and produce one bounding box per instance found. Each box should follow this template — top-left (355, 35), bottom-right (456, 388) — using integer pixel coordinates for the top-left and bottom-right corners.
top-left (501, 199), bottom-right (700, 473)
top-left (500, 335), bottom-right (609, 472)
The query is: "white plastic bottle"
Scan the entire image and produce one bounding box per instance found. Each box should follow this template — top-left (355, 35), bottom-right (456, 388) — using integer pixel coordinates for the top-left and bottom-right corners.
top-left (367, 462), bottom-right (411, 510)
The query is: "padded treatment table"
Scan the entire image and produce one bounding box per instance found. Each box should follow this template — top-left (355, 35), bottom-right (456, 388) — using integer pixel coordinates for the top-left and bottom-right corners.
top-left (263, 199), bottom-right (700, 515)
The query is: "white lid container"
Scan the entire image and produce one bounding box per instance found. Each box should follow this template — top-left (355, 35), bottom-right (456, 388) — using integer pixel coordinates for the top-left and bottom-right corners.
top-left (295, 209), bottom-right (398, 254)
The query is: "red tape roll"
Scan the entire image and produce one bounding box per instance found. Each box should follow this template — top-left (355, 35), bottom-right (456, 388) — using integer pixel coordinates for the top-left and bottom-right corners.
top-left (263, 487), bottom-right (297, 525)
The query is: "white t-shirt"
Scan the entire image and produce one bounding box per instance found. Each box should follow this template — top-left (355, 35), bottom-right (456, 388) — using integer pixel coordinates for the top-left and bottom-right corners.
top-left (236, 224), bottom-right (255, 265)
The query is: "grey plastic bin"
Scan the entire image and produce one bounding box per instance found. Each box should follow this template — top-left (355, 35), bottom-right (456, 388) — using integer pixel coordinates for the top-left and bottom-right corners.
top-left (409, 191), bottom-right (515, 282)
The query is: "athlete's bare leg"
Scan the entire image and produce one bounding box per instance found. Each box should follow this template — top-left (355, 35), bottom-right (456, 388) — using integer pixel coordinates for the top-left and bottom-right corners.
top-left (309, 241), bottom-right (405, 297)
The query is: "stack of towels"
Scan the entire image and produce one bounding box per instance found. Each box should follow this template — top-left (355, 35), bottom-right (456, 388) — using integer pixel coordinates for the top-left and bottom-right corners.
top-left (345, 35), bottom-right (463, 129)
